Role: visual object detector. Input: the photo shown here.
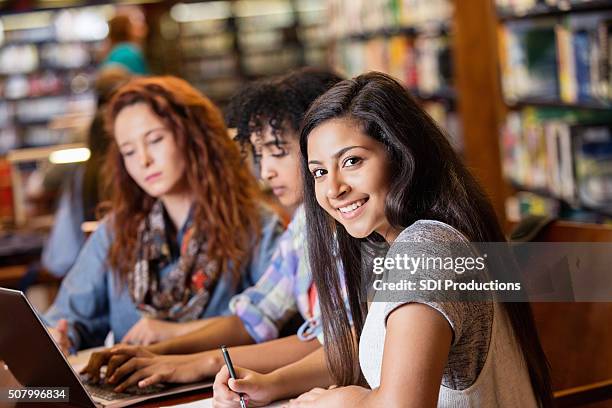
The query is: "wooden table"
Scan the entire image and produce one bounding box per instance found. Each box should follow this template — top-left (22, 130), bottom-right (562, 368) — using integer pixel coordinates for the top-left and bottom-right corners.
top-left (135, 388), bottom-right (212, 407)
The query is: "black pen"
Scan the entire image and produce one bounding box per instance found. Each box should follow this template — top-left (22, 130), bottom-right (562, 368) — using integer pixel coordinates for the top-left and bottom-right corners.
top-left (221, 345), bottom-right (247, 408)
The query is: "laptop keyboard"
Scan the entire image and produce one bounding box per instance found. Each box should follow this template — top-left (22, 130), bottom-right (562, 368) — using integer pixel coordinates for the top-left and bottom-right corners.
top-left (82, 376), bottom-right (165, 402)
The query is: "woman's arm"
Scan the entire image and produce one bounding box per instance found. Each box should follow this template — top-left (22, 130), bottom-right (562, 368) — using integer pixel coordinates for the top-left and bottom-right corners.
top-left (146, 315), bottom-right (254, 354)
top-left (269, 344), bottom-right (333, 399)
top-left (104, 334), bottom-right (320, 392)
top-left (43, 222), bottom-right (114, 350)
top-left (210, 334), bottom-right (321, 376)
top-left (358, 303), bottom-right (451, 407)
top-left (288, 303), bottom-right (452, 408)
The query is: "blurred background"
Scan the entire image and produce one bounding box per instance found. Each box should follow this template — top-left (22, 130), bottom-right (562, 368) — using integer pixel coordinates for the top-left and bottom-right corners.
top-left (0, 0), bottom-right (611, 404)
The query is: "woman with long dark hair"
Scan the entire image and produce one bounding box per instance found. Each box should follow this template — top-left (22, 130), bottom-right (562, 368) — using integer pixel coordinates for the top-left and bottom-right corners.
top-left (213, 72), bottom-right (552, 407)
top-left (295, 72), bottom-right (552, 407)
top-left (44, 76), bottom-right (283, 354)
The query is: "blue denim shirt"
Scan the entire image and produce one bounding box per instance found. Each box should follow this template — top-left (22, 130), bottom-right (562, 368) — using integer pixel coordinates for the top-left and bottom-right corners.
top-left (43, 208), bottom-right (283, 350)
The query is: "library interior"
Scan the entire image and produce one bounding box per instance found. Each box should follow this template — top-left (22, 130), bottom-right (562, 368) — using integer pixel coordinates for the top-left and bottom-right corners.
top-left (0, 0), bottom-right (611, 407)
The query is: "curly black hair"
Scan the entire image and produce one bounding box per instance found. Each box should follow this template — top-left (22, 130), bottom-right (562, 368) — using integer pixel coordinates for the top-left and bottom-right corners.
top-left (225, 67), bottom-right (343, 153)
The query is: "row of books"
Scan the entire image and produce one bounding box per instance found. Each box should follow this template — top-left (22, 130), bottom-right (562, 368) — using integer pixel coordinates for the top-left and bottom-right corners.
top-left (496, 0), bottom-right (606, 15)
top-left (501, 106), bottom-right (612, 214)
top-left (328, 0), bottom-right (452, 38)
top-left (0, 93), bottom-right (95, 154)
top-left (505, 192), bottom-right (560, 222)
top-left (171, 0), bottom-right (328, 103)
top-left (505, 191), bottom-right (612, 223)
top-left (0, 6), bottom-right (113, 158)
top-left (499, 11), bottom-right (612, 104)
top-left (333, 34), bottom-right (453, 96)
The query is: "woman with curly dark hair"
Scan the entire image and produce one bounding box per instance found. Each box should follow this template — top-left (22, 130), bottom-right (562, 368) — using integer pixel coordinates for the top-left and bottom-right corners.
top-left (227, 68), bottom-right (346, 216)
top-left (43, 76), bottom-right (283, 354)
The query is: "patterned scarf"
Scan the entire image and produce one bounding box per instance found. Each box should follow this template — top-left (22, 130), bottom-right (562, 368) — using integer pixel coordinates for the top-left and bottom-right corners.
top-left (128, 200), bottom-right (220, 322)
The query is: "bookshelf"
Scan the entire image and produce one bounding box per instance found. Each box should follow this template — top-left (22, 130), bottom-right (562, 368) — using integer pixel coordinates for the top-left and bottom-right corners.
top-left (0, 6), bottom-right (117, 228)
top-left (508, 98), bottom-right (612, 111)
top-left (0, 6), bottom-right (113, 155)
top-left (452, 0), bottom-right (612, 233)
top-left (328, 0), bottom-right (462, 152)
top-left (498, 0), bottom-right (612, 21)
top-left (455, 4), bottom-right (612, 399)
top-left (165, 0), bottom-right (329, 105)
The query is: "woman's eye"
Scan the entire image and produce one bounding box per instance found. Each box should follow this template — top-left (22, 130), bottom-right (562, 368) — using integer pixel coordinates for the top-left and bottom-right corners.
top-left (121, 150), bottom-right (135, 157)
top-left (149, 135), bottom-right (164, 144)
top-left (272, 152), bottom-right (287, 158)
top-left (312, 168), bottom-right (327, 179)
top-left (343, 156), bottom-right (362, 167)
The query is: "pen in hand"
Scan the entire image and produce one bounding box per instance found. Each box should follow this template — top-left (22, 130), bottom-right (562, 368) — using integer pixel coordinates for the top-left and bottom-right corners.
top-left (221, 345), bottom-right (247, 408)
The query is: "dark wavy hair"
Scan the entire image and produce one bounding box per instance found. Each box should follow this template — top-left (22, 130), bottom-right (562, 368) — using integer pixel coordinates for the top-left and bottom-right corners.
top-left (226, 67), bottom-right (343, 153)
top-left (104, 76), bottom-right (263, 284)
top-left (299, 72), bottom-right (553, 406)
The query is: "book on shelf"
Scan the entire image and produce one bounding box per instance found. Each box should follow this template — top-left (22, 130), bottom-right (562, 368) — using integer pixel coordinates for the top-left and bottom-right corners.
top-left (558, 13), bottom-right (612, 103)
top-left (501, 107), bottom-right (612, 215)
top-left (495, 0), bottom-right (538, 15)
top-left (499, 19), bottom-right (560, 102)
top-left (594, 18), bottom-right (611, 101)
top-left (573, 123), bottom-right (612, 213)
top-left (545, 120), bottom-right (576, 203)
top-left (505, 191), bottom-right (561, 222)
top-left (328, 0), bottom-right (452, 39)
top-left (499, 10), bottom-right (612, 104)
top-left (334, 32), bottom-right (452, 95)
top-left (399, 0), bottom-right (453, 28)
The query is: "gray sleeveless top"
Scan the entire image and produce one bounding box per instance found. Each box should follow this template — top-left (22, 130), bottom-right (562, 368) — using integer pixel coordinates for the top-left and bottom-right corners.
top-left (359, 220), bottom-right (538, 407)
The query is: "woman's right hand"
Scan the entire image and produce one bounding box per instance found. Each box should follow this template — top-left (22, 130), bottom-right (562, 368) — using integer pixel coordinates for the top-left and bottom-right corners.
top-left (80, 345), bottom-right (156, 383)
top-left (212, 366), bottom-right (279, 408)
top-left (104, 349), bottom-right (204, 392)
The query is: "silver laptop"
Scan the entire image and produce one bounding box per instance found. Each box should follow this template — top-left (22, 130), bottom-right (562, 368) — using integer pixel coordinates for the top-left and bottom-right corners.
top-left (0, 287), bottom-right (212, 407)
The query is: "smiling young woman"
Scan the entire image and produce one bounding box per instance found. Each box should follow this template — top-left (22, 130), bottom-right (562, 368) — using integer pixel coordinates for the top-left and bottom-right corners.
top-left (44, 76), bottom-right (283, 354)
top-left (293, 72), bottom-right (553, 407)
top-left (306, 118), bottom-right (399, 241)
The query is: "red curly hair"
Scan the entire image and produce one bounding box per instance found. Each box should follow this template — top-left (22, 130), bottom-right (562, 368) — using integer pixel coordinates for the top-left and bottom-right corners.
top-left (104, 76), bottom-right (264, 284)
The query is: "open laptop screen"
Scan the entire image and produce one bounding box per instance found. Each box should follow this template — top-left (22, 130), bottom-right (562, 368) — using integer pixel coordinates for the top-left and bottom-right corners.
top-left (0, 287), bottom-right (97, 407)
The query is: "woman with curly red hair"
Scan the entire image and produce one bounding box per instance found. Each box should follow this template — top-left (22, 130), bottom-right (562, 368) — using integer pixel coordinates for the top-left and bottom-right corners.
top-left (44, 76), bottom-right (283, 354)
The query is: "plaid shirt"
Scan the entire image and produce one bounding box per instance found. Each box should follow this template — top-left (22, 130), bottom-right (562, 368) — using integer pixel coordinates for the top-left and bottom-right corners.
top-left (230, 206), bottom-right (325, 343)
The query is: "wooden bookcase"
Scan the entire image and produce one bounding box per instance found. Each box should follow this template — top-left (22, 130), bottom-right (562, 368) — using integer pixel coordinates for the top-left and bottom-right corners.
top-left (453, 0), bottom-right (612, 240)
top-left (454, 1), bottom-right (612, 399)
